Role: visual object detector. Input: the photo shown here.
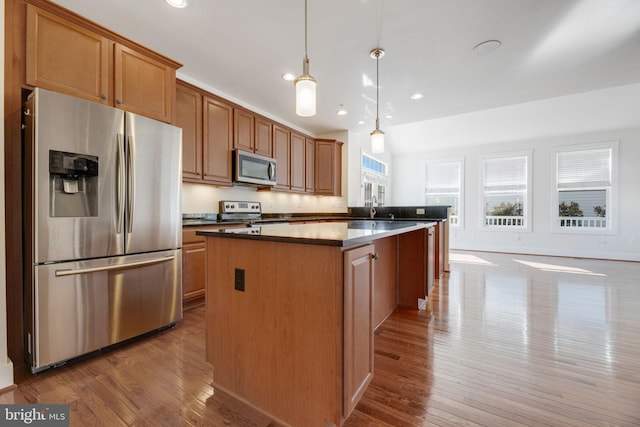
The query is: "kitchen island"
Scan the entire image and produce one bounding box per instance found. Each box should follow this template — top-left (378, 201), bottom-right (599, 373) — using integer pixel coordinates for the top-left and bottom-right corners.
top-left (197, 220), bottom-right (435, 426)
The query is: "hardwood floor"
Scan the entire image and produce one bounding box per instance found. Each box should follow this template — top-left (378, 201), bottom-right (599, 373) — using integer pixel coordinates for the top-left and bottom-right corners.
top-left (3, 250), bottom-right (640, 426)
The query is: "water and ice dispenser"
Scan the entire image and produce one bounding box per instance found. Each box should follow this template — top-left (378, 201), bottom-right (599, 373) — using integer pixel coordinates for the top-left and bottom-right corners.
top-left (49, 150), bottom-right (99, 217)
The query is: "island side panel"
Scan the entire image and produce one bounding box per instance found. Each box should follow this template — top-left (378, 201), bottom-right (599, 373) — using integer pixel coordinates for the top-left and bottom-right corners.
top-left (204, 236), bottom-right (344, 426)
top-left (397, 228), bottom-right (428, 309)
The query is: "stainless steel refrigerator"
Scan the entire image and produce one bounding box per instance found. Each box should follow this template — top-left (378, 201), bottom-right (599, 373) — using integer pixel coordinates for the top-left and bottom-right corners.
top-left (24, 88), bottom-right (182, 373)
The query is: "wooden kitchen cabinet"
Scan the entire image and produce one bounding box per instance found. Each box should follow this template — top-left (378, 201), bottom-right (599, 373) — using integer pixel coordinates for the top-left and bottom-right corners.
top-left (26, 4), bottom-right (179, 123)
top-left (305, 138), bottom-right (315, 193)
top-left (343, 244), bottom-right (375, 417)
top-left (254, 116), bottom-right (273, 157)
top-left (272, 124), bottom-right (290, 190)
top-left (176, 81), bottom-right (202, 181)
top-left (315, 138), bottom-right (343, 196)
top-left (203, 95), bottom-right (234, 185)
top-left (398, 227), bottom-right (434, 308)
top-left (233, 108), bottom-right (255, 153)
top-left (182, 229), bottom-right (206, 304)
top-left (114, 44), bottom-right (174, 122)
top-left (290, 132), bottom-right (305, 192)
top-left (373, 236), bottom-right (398, 329)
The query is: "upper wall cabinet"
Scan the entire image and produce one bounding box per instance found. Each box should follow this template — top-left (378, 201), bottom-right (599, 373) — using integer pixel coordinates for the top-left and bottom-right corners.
top-left (26, 3), bottom-right (180, 123)
top-left (176, 82), bottom-right (203, 181)
top-left (233, 108), bottom-right (273, 158)
top-left (315, 139), bottom-right (343, 196)
top-left (176, 80), bottom-right (233, 186)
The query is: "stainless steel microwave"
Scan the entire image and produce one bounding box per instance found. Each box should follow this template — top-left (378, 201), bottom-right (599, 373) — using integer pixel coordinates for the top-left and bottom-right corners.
top-left (233, 149), bottom-right (277, 186)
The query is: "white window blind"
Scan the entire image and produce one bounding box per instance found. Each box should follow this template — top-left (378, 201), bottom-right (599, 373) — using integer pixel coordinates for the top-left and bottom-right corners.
top-left (484, 156), bottom-right (527, 192)
top-left (426, 162), bottom-right (460, 194)
top-left (557, 148), bottom-right (611, 189)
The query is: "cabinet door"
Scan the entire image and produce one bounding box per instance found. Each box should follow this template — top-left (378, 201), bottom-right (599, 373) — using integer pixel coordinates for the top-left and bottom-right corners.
top-left (305, 138), bottom-right (315, 193)
top-left (182, 241), bottom-right (206, 301)
top-left (373, 236), bottom-right (398, 329)
top-left (254, 116), bottom-right (273, 157)
top-left (26, 4), bottom-right (110, 105)
top-left (203, 96), bottom-right (233, 185)
top-left (233, 108), bottom-right (254, 152)
top-left (176, 82), bottom-right (203, 181)
top-left (114, 44), bottom-right (174, 123)
top-left (315, 139), bottom-right (343, 196)
top-left (273, 124), bottom-right (290, 190)
top-left (290, 132), bottom-right (305, 192)
top-left (343, 244), bottom-right (375, 418)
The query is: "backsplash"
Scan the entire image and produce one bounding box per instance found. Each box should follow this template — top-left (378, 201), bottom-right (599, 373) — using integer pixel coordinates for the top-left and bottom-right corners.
top-left (182, 182), bottom-right (347, 214)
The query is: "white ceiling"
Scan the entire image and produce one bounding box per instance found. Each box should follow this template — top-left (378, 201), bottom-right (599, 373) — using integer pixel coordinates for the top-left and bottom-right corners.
top-left (52, 0), bottom-right (640, 151)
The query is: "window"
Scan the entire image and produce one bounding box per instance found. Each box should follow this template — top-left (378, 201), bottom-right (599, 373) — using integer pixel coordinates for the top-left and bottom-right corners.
top-left (361, 152), bottom-right (388, 207)
top-left (553, 142), bottom-right (617, 233)
top-left (481, 152), bottom-right (531, 230)
top-left (425, 159), bottom-right (463, 228)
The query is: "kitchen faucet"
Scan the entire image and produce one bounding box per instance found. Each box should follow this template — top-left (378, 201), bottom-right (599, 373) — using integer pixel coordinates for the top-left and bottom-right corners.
top-left (370, 195), bottom-right (377, 218)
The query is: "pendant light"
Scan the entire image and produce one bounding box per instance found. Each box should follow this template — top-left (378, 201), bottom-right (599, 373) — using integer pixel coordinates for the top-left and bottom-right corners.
top-left (370, 48), bottom-right (385, 153)
top-left (294, 0), bottom-right (317, 117)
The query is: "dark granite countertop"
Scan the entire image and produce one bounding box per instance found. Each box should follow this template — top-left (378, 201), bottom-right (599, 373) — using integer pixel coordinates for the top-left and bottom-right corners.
top-left (196, 220), bottom-right (435, 247)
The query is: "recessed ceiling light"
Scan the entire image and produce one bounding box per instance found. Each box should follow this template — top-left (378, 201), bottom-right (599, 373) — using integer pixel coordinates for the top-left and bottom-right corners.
top-left (337, 105), bottom-right (348, 116)
top-left (385, 114), bottom-right (393, 119)
top-left (472, 39), bottom-right (501, 56)
top-left (357, 120), bottom-right (365, 125)
top-left (166, 0), bottom-right (188, 8)
top-left (282, 73), bottom-right (296, 81)
top-left (410, 93), bottom-right (424, 100)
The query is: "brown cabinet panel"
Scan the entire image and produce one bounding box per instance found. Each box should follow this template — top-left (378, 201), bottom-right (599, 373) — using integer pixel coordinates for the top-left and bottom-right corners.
top-left (343, 244), bottom-right (375, 418)
top-left (398, 228), bottom-right (431, 309)
top-left (273, 124), bottom-right (290, 190)
top-left (233, 108), bottom-right (254, 152)
top-left (26, 5), bottom-right (110, 105)
top-left (254, 116), bottom-right (273, 157)
top-left (373, 236), bottom-right (398, 329)
top-left (114, 44), bottom-right (175, 123)
top-left (176, 82), bottom-right (203, 181)
top-left (203, 96), bottom-right (233, 185)
top-left (315, 139), bottom-right (343, 196)
top-left (290, 132), bottom-right (305, 192)
top-left (26, 4), bottom-right (178, 123)
top-left (305, 138), bottom-right (315, 193)
top-left (182, 241), bottom-right (206, 301)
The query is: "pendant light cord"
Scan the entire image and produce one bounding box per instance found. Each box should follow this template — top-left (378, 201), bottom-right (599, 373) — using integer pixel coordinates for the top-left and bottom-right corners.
top-left (304, 0), bottom-right (309, 61)
top-left (376, 51), bottom-right (380, 129)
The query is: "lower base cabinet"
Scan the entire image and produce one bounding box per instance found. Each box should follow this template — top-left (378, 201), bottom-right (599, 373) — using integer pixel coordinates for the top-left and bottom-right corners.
top-left (182, 229), bottom-right (206, 304)
top-left (343, 244), bottom-right (375, 416)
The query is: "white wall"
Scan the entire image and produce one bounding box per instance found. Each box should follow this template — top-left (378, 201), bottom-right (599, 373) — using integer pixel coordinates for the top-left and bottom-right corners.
top-left (1, 0), bottom-right (16, 389)
top-left (346, 129), bottom-right (394, 207)
top-left (387, 84), bottom-right (640, 261)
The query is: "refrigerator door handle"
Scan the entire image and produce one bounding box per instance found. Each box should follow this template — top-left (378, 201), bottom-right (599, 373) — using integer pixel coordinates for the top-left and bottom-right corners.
top-left (126, 135), bottom-right (135, 234)
top-left (116, 134), bottom-right (125, 234)
top-left (54, 255), bottom-right (176, 277)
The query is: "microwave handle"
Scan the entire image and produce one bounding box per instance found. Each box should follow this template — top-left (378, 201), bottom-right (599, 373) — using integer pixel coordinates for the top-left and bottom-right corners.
top-left (268, 162), bottom-right (276, 181)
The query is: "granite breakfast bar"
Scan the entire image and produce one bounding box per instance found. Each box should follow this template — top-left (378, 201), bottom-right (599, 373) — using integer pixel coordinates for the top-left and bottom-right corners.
top-left (197, 220), bottom-right (435, 426)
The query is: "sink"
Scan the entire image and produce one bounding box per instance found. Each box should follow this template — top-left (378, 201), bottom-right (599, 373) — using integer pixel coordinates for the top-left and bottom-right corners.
top-left (347, 220), bottom-right (401, 231)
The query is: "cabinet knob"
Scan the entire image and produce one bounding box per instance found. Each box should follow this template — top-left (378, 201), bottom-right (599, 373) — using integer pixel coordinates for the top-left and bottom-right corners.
top-left (116, 99), bottom-right (122, 104)
top-left (101, 94), bottom-right (107, 100)
top-left (371, 253), bottom-right (379, 260)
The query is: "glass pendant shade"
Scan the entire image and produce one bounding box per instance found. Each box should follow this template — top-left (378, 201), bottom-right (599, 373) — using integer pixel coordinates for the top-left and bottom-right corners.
top-left (295, 75), bottom-right (317, 117)
top-left (371, 129), bottom-right (385, 154)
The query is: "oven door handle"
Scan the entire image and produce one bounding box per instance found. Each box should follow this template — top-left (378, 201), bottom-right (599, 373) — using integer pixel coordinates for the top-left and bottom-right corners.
top-left (54, 255), bottom-right (175, 277)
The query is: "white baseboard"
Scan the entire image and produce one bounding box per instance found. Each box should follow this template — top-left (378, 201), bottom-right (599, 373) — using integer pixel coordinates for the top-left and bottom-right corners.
top-left (0, 359), bottom-right (14, 390)
top-left (450, 243), bottom-right (640, 262)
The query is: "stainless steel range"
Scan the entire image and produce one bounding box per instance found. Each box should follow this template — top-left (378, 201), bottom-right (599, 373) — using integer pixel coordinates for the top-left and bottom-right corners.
top-left (218, 200), bottom-right (262, 223)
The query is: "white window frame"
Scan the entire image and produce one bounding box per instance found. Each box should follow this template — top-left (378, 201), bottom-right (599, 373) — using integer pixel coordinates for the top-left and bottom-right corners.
top-left (424, 158), bottom-right (464, 229)
top-left (480, 150), bottom-right (532, 232)
top-left (551, 141), bottom-right (618, 235)
top-left (361, 150), bottom-right (388, 207)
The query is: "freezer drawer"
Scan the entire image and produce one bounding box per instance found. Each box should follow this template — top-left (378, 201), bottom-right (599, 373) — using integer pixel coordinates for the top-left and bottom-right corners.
top-left (28, 250), bottom-right (182, 372)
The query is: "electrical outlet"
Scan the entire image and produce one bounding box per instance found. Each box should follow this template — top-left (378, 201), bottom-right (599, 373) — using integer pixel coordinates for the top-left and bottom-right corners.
top-left (234, 268), bottom-right (245, 292)
top-left (416, 208), bottom-right (425, 215)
